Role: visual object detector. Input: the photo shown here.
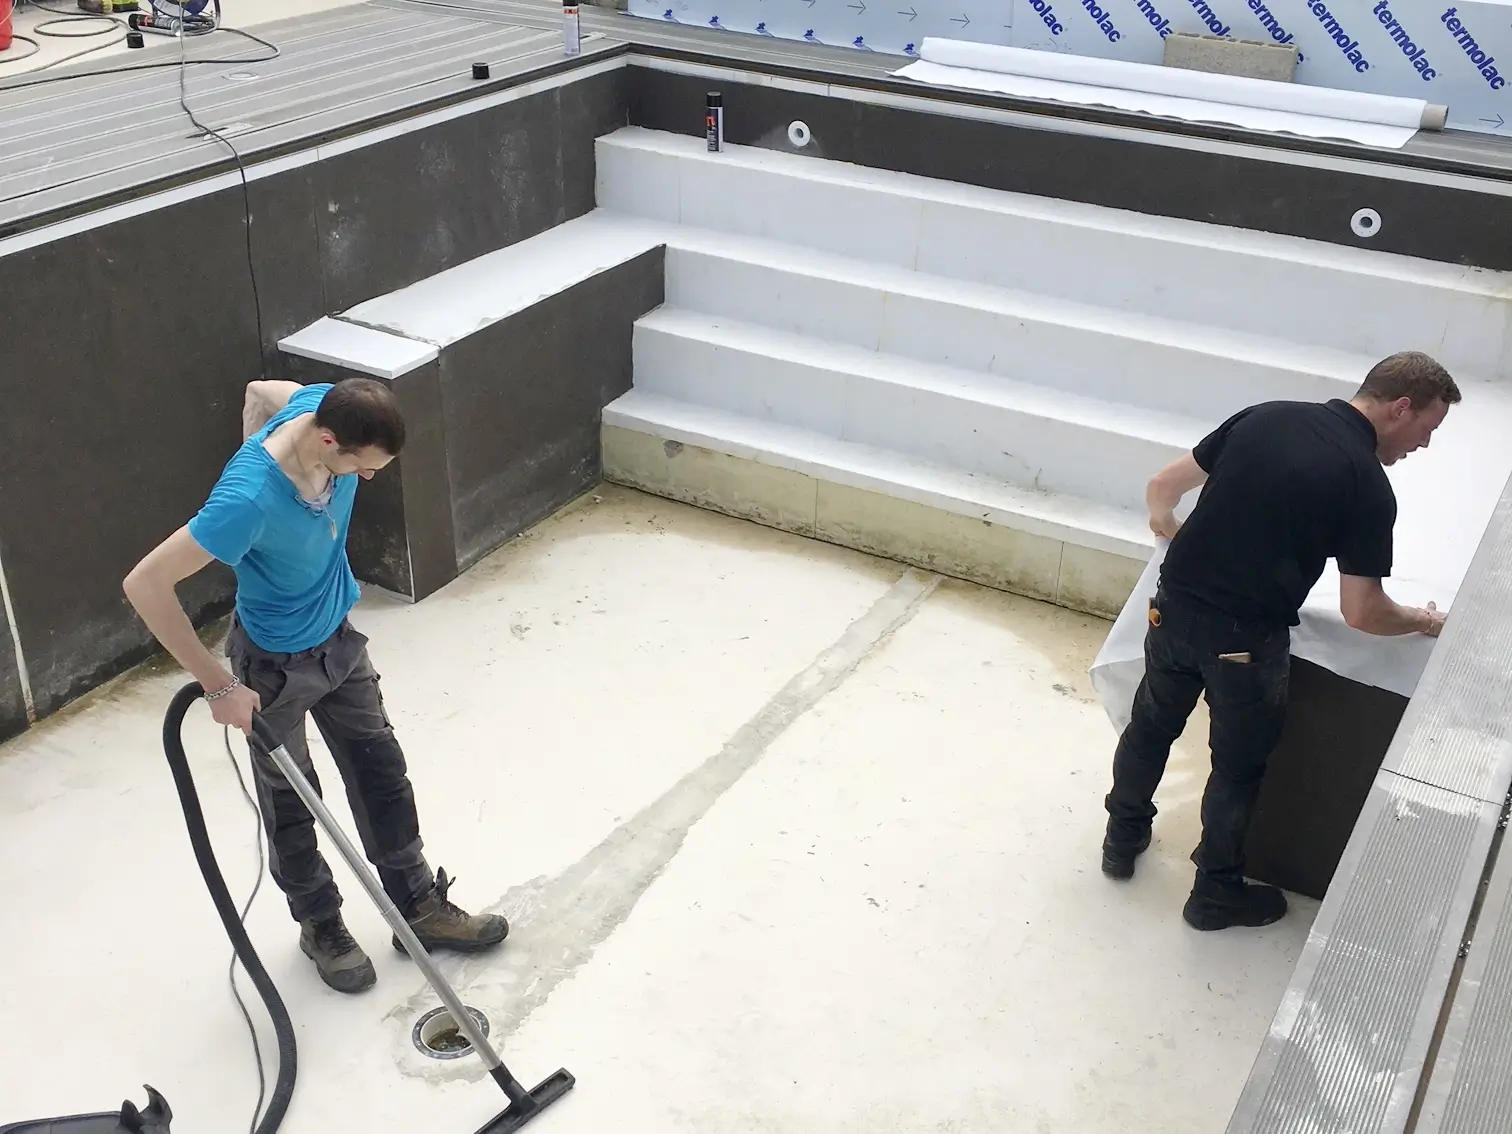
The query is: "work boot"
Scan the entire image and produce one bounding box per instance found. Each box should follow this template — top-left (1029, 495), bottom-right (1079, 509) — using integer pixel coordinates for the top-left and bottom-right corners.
top-left (1183, 881), bottom-right (1288, 931)
top-left (1101, 829), bottom-right (1152, 880)
top-left (299, 913), bottom-right (377, 994)
top-left (394, 869), bottom-right (509, 954)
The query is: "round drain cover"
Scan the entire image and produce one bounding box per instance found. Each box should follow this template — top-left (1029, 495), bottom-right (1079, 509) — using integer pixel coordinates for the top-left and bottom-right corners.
top-left (412, 1005), bottom-right (490, 1060)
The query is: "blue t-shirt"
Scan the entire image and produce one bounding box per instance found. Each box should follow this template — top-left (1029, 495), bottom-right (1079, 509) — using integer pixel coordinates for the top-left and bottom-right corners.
top-left (188, 383), bottom-right (361, 653)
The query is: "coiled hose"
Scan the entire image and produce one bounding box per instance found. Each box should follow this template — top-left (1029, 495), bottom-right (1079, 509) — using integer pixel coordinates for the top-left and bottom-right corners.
top-left (162, 681), bottom-right (296, 1133)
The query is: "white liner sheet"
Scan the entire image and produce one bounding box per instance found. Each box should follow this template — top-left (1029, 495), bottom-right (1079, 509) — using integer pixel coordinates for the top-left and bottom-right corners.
top-left (1090, 383), bottom-right (1512, 734)
top-left (895, 39), bottom-right (1432, 150)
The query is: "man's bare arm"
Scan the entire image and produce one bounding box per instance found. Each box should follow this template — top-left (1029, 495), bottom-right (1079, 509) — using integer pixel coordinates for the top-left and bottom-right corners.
top-left (1339, 574), bottom-right (1444, 637)
top-left (241, 380), bottom-right (304, 441)
top-left (1147, 453), bottom-right (1208, 539)
top-left (122, 526), bottom-right (234, 691)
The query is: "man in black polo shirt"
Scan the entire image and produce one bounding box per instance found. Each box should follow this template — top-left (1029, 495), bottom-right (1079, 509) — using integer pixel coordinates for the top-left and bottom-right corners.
top-left (1100, 350), bottom-right (1460, 931)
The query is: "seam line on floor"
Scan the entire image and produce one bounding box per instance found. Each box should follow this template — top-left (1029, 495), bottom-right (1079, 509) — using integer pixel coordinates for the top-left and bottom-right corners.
top-left (387, 565), bottom-right (941, 1075)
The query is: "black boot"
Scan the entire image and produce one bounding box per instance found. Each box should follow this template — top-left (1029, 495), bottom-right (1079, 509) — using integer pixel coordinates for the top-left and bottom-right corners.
top-left (299, 912), bottom-right (377, 993)
top-left (1101, 828), bottom-right (1153, 880)
top-left (1183, 881), bottom-right (1287, 931)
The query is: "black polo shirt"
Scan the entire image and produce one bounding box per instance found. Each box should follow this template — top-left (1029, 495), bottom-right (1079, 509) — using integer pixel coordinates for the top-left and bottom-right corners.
top-left (1160, 399), bottom-right (1396, 629)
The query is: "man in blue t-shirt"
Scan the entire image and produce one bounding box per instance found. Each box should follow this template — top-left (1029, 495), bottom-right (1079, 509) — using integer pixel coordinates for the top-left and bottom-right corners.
top-left (125, 378), bottom-right (507, 994)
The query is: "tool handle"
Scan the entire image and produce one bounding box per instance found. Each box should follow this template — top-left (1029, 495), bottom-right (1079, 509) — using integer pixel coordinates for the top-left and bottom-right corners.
top-left (246, 714), bottom-right (515, 1080)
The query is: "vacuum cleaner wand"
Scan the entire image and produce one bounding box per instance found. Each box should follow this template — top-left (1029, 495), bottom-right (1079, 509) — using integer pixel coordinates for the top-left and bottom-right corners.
top-left (242, 711), bottom-right (575, 1133)
top-left (5, 684), bottom-right (572, 1134)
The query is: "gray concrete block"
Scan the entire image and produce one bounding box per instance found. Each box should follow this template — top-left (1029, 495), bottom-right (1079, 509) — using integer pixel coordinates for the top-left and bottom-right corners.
top-left (1163, 32), bottom-right (1299, 83)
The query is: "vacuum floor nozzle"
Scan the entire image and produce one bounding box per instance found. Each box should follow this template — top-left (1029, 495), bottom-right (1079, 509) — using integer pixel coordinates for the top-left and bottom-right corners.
top-left (0, 1085), bottom-right (173, 1133)
top-left (243, 710), bottom-right (576, 1133)
top-left (475, 1069), bottom-right (576, 1133)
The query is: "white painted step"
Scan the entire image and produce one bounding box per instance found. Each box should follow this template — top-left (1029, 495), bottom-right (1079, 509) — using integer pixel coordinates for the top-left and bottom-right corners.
top-left (656, 238), bottom-right (1362, 424)
top-left (634, 307), bottom-right (1201, 514)
top-left (279, 211), bottom-right (663, 376)
top-left (597, 127), bottom-right (1512, 381)
top-left (603, 388), bottom-right (1156, 563)
top-left (340, 210), bottom-right (660, 346)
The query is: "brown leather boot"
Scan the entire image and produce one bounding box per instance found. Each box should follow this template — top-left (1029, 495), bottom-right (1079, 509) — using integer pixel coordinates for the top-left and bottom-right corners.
top-left (300, 913), bottom-right (377, 993)
top-left (393, 869), bottom-right (509, 954)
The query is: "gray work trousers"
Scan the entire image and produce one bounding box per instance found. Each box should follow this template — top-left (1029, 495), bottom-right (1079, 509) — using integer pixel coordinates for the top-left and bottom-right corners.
top-left (228, 616), bottom-right (435, 924)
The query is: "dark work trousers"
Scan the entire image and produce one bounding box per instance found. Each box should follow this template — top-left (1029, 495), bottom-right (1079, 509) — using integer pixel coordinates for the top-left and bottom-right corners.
top-left (1104, 589), bottom-right (1291, 893)
top-left (228, 616), bottom-right (435, 924)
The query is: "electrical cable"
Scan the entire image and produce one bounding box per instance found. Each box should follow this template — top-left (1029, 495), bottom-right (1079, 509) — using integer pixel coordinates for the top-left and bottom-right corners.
top-left (224, 724), bottom-right (271, 1134)
top-left (173, 2), bottom-right (276, 1083)
top-left (0, 37), bottom-right (41, 62)
top-left (4, 4), bottom-right (284, 1106)
top-left (5, 37), bottom-right (276, 1122)
top-left (2, 0), bottom-right (128, 71)
top-left (170, 0), bottom-right (269, 371)
top-left (1, 1), bottom-right (284, 389)
top-left (0, 3), bottom-right (278, 84)
top-left (26, 1), bottom-right (124, 38)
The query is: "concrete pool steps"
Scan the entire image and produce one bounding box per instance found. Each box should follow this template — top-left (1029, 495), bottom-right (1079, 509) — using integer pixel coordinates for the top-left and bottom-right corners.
top-left (630, 306), bottom-right (1200, 518)
top-left (594, 216), bottom-right (1382, 616)
top-left (597, 126), bottom-right (1512, 384)
top-left (603, 223), bottom-right (1339, 617)
top-left (591, 127), bottom-right (1512, 614)
top-left (651, 236), bottom-right (1366, 424)
top-left (602, 389), bottom-right (1154, 618)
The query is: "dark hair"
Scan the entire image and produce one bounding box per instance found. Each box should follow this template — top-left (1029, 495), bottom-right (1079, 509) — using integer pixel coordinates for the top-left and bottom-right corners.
top-left (1356, 351), bottom-right (1462, 409)
top-left (315, 377), bottom-right (406, 455)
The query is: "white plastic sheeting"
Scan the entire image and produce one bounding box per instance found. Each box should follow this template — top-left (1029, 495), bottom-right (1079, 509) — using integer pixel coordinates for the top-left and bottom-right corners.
top-left (1091, 384), bottom-right (1512, 735)
top-left (1089, 542), bottom-right (1437, 735)
top-left (894, 38), bottom-right (1435, 148)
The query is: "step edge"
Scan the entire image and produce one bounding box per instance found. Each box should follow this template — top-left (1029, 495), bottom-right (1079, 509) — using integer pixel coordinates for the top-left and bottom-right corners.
top-left (603, 393), bottom-right (1156, 560)
top-left (598, 129), bottom-right (1512, 299)
top-left (652, 233), bottom-right (1380, 382)
top-left (633, 306), bottom-right (1207, 449)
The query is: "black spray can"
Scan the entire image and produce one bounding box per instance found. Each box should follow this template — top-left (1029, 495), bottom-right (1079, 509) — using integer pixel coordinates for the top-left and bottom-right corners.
top-left (706, 91), bottom-right (724, 152)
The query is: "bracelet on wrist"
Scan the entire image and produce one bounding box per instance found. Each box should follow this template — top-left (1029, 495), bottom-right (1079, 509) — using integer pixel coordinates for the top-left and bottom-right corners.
top-left (205, 676), bottom-right (241, 701)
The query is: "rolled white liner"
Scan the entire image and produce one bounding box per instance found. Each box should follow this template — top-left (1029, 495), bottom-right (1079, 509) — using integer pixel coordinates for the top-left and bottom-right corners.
top-left (917, 39), bottom-right (1438, 129)
top-left (896, 58), bottom-right (1418, 147)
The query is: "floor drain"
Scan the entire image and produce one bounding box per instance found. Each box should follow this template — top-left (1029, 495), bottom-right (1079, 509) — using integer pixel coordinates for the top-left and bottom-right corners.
top-left (413, 1005), bottom-right (490, 1060)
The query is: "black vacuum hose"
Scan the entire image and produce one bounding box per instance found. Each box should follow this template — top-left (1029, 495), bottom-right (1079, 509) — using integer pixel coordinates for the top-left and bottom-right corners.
top-left (163, 681), bottom-right (297, 1133)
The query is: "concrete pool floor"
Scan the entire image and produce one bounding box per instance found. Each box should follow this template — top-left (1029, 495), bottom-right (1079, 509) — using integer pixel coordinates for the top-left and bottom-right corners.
top-left (0, 485), bottom-right (1316, 1132)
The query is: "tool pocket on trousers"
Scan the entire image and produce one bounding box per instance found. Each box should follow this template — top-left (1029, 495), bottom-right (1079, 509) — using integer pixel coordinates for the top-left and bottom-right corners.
top-left (1209, 644), bottom-right (1288, 709)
